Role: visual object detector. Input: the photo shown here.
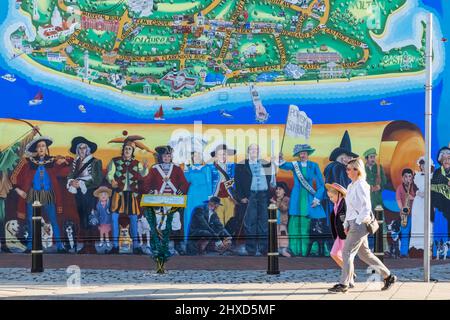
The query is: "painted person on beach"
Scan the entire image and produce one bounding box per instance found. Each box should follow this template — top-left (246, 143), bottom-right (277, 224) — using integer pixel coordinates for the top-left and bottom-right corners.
top-left (278, 144), bottom-right (326, 257)
top-left (325, 182), bottom-right (355, 288)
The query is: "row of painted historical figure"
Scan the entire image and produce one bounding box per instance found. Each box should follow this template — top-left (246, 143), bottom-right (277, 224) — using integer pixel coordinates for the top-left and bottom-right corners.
top-left (1, 129), bottom-right (449, 259)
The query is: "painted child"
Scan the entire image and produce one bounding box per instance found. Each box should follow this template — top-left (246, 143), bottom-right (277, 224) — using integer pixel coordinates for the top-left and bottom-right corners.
top-left (270, 181), bottom-right (291, 257)
top-left (93, 186), bottom-right (113, 248)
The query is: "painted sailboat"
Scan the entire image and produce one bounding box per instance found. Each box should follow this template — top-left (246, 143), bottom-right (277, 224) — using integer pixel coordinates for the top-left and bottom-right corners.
top-left (250, 84), bottom-right (269, 123)
top-left (154, 105), bottom-right (165, 120)
top-left (220, 109), bottom-right (233, 118)
top-left (1, 73), bottom-right (16, 82)
top-left (29, 90), bottom-right (43, 106)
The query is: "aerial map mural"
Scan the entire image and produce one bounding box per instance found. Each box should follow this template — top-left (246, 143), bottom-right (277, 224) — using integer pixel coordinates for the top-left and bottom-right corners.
top-left (0, 0), bottom-right (449, 260)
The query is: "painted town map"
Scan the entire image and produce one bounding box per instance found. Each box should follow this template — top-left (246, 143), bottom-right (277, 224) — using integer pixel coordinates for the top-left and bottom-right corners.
top-left (9, 0), bottom-right (425, 98)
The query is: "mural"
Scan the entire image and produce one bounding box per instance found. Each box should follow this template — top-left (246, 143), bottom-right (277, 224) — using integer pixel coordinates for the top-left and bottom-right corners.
top-left (0, 0), bottom-right (449, 259)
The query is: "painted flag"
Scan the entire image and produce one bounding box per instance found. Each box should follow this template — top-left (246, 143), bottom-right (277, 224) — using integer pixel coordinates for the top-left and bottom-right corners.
top-left (285, 104), bottom-right (312, 140)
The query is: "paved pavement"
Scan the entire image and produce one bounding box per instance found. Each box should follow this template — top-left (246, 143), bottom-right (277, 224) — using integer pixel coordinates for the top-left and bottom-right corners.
top-left (1, 253), bottom-right (448, 270)
top-left (0, 263), bottom-right (449, 300)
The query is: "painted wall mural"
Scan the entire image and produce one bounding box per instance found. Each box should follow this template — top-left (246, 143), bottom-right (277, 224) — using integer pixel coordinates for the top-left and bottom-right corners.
top-left (0, 0), bottom-right (449, 259)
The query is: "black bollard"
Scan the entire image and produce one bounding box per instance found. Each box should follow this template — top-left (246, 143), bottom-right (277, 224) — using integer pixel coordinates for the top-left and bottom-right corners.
top-left (31, 201), bottom-right (43, 273)
top-left (267, 203), bottom-right (280, 275)
top-left (374, 205), bottom-right (385, 263)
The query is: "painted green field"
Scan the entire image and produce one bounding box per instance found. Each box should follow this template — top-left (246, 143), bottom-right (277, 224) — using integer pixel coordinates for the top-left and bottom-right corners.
top-left (150, 0), bottom-right (214, 19)
top-left (21, 0), bottom-right (56, 25)
top-left (235, 34), bottom-right (281, 69)
top-left (246, 2), bottom-right (297, 24)
top-left (119, 26), bottom-right (183, 56)
top-left (205, 0), bottom-right (237, 20)
top-left (77, 0), bottom-right (126, 16)
top-left (78, 29), bottom-right (117, 52)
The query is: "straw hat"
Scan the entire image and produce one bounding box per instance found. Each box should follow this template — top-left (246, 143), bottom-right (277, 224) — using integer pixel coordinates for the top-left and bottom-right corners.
top-left (93, 186), bottom-right (112, 198)
top-left (325, 183), bottom-right (347, 197)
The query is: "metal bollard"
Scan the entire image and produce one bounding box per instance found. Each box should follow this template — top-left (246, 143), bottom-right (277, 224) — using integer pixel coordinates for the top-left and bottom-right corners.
top-left (31, 201), bottom-right (43, 273)
top-left (267, 203), bottom-right (280, 275)
top-left (374, 205), bottom-right (385, 263)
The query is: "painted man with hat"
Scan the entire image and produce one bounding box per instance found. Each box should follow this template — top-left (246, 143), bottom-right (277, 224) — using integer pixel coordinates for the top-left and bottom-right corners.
top-left (279, 144), bottom-right (327, 257)
top-left (66, 136), bottom-right (103, 254)
top-left (431, 146), bottom-right (450, 256)
top-left (209, 144), bottom-right (237, 228)
top-left (142, 145), bottom-right (189, 255)
top-left (186, 196), bottom-right (232, 255)
top-left (11, 136), bottom-right (71, 252)
top-left (363, 148), bottom-right (387, 210)
top-left (363, 147), bottom-right (387, 251)
top-left (106, 132), bottom-right (151, 254)
top-left (0, 126), bottom-right (39, 253)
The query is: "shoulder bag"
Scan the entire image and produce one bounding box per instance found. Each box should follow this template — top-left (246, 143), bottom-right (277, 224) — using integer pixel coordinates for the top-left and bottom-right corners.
top-left (365, 211), bottom-right (379, 235)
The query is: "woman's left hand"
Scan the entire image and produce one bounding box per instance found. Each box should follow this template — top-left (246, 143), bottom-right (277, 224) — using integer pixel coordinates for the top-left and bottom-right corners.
top-left (362, 215), bottom-right (371, 224)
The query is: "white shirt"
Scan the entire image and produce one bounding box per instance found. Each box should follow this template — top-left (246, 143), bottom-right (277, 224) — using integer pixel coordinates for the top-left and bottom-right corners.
top-left (344, 178), bottom-right (372, 228)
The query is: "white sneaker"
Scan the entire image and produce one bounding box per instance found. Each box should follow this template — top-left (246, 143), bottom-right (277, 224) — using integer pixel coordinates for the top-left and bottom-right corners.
top-left (99, 241), bottom-right (105, 247)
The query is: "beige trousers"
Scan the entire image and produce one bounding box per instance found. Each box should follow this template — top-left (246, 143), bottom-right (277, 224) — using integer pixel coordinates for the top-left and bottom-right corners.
top-left (340, 219), bottom-right (391, 286)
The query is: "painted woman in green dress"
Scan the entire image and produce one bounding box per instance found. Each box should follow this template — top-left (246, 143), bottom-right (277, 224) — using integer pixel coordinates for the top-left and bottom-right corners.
top-left (279, 144), bottom-right (327, 257)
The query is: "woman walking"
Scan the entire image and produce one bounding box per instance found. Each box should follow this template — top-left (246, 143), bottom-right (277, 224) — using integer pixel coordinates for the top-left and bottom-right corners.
top-left (328, 158), bottom-right (397, 293)
top-left (326, 183), bottom-right (356, 287)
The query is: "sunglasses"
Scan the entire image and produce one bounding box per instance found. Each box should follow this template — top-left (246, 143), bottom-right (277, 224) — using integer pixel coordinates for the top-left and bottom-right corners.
top-left (346, 167), bottom-right (358, 171)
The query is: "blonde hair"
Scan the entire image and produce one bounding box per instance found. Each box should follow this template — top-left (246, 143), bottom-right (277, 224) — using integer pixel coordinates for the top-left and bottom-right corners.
top-left (347, 158), bottom-right (367, 181)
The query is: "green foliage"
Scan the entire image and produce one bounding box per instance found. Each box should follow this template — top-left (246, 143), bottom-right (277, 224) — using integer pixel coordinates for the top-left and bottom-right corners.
top-left (144, 207), bottom-right (176, 273)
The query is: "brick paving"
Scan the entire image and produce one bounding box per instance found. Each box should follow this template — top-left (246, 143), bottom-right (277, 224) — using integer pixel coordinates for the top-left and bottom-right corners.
top-left (0, 254), bottom-right (448, 300)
